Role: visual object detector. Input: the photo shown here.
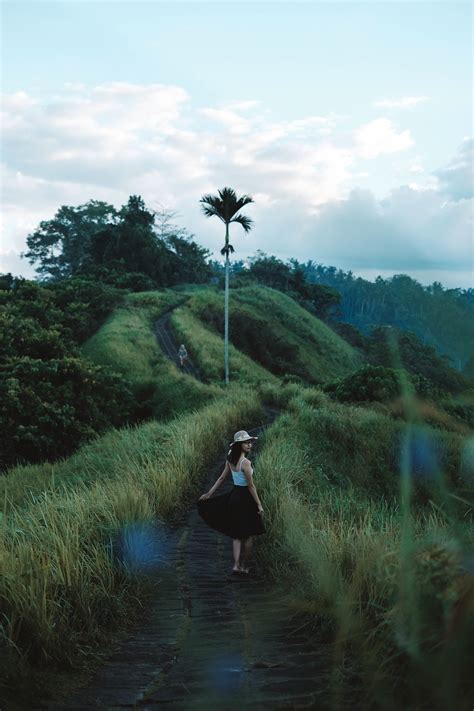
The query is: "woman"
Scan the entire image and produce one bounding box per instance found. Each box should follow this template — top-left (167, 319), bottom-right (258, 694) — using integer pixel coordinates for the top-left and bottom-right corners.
top-left (178, 344), bottom-right (188, 367)
top-left (197, 430), bottom-right (265, 575)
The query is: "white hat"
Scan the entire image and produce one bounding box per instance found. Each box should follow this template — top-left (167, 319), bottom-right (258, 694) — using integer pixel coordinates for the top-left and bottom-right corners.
top-left (229, 430), bottom-right (258, 447)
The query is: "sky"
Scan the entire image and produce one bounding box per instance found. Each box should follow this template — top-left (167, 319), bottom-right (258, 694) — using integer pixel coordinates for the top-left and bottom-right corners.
top-left (1, 0), bottom-right (473, 287)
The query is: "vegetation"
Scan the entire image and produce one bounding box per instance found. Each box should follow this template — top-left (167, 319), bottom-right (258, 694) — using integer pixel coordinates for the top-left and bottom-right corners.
top-left (211, 258), bottom-right (474, 371)
top-left (24, 196), bottom-right (212, 287)
top-left (301, 265), bottom-right (474, 370)
top-left (82, 291), bottom-right (220, 419)
top-left (0, 389), bottom-right (265, 701)
top-left (365, 325), bottom-right (471, 395)
top-left (2, 193), bottom-right (473, 710)
top-left (170, 299), bottom-right (279, 385)
top-left (180, 286), bottom-right (363, 384)
top-left (0, 277), bottom-right (131, 470)
top-left (256, 391), bottom-right (473, 709)
top-left (324, 364), bottom-right (433, 404)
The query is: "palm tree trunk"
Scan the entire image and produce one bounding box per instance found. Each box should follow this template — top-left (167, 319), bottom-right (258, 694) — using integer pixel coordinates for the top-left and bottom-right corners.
top-left (224, 223), bottom-right (230, 384)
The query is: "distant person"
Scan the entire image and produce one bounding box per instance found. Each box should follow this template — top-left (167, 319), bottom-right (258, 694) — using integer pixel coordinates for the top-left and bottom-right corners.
top-left (197, 430), bottom-right (265, 576)
top-left (178, 343), bottom-right (188, 367)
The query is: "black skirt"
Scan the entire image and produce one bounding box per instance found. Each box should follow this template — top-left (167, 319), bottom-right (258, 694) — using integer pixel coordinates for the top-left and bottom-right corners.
top-left (196, 486), bottom-right (265, 539)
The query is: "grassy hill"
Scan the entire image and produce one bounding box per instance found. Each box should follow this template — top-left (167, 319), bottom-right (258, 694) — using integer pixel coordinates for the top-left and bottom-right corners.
top-left (174, 286), bottom-right (363, 384)
top-left (3, 281), bottom-right (472, 709)
top-left (256, 389), bottom-right (473, 708)
top-left (82, 290), bottom-right (220, 418)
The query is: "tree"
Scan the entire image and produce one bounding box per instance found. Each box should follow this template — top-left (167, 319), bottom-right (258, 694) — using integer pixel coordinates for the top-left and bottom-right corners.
top-left (199, 187), bottom-right (254, 383)
top-left (24, 200), bottom-right (118, 280)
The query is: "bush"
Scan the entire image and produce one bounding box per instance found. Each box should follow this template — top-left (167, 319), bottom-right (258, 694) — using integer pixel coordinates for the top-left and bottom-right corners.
top-left (325, 364), bottom-right (434, 404)
top-left (0, 357), bottom-right (133, 469)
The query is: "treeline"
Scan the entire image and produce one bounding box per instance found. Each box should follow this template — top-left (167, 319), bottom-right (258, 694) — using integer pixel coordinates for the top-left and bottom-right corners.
top-left (3, 196), bottom-right (472, 469)
top-left (24, 195), bottom-right (212, 288)
top-left (302, 263), bottom-right (474, 370)
top-left (212, 254), bottom-right (473, 372)
top-left (1, 195), bottom-right (214, 471)
top-left (211, 253), bottom-right (472, 397)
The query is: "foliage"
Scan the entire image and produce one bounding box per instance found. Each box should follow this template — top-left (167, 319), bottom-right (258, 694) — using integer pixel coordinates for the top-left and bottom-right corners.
top-left (0, 275), bottom-right (123, 349)
top-left (0, 357), bottom-right (133, 469)
top-left (182, 286), bottom-right (362, 384)
top-left (211, 252), bottom-right (342, 321)
top-left (327, 319), bottom-right (368, 350)
top-left (23, 200), bottom-right (118, 280)
top-left (0, 390), bottom-right (265, 705)
top-left (366, 326), bottom-right (471, 395)
top-left (82, 290), bottom-right (221, 418)
top-left (24, 197), bottom-right (212, 287)
top-left (170, 303), bottom-right (278, 385)
top-left (462, 355), bottom-right (474, 379)
top-left (0, 276), bottom-right (130, 469)
top-left (200, 186), bottom-right (254, 384)
top-left (200, 187), bottom-right (254, 244)
top-left (256, 395), bottom-right (473, 709)
top-left (301, 264), bottom-right (474, 369)
top-left (324, 364), bottom-right (434, 404)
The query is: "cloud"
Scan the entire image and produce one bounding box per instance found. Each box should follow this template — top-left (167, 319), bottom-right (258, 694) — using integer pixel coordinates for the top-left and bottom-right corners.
top-left (353, 118), bottom-right (414, 159)
top-left (0, 82), bottom-right (471, 287)
top-left (374, 96), bottom-right (429, 109)
top-left (263, 185), bottom-right (471, 275)
top-left (434, 138), bottom-right (474, 200)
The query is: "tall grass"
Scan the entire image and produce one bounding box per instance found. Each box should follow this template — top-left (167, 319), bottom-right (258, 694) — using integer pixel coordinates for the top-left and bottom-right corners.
top-left (170, 304), bottom-right (279, 385)
top-left (181, 286), bottom-right (363, 383)
top-left (0, 388), bottom-right (265, 694)
top-left (256, 391), bottom-right (473, 710)
top-left (82, 290), bottom-right (218, 418)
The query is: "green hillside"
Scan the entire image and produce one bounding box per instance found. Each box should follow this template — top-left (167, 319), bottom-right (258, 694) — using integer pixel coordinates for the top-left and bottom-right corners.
top-left (170, 304), bottom-right (279, 385)
top-left (3, 280), bottom-right (472, 710)
top-left (256, 390), bottom-right (473, 708)
top-left (177, 286), bottom-right (363, 384)
top-left (82, 290), bottom-right (220, 418)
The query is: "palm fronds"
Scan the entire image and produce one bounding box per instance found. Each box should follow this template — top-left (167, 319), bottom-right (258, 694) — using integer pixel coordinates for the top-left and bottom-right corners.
top-left (230, 214), bottom-right (253, 232)
top-left (200, 187), bottom-right (254, 224)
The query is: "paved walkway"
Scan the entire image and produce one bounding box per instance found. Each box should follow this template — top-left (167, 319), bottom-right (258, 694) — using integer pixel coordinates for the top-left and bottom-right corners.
top-left (45, 311), bottom-right (336, 709)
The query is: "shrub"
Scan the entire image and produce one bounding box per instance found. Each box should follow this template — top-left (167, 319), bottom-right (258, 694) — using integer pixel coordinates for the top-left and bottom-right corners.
top-left (325, 364), bottom-right (435, 403)
top-left (0, 357), bottom-right (133, 469)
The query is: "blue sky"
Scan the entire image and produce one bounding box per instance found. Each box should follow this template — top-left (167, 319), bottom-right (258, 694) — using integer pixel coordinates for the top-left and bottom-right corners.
top-left (1, 1), bottom-right (473, 286)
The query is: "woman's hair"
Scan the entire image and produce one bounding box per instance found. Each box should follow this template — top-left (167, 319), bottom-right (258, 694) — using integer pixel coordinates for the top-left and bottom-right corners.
top-left (227, 441), bottom-right (243, 467)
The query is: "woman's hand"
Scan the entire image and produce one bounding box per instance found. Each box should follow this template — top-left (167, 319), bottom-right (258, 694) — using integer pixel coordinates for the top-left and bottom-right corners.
top-left (257, 505), bottom-right (264, 515)
top-left (199, 493), bottom-right (210, 501)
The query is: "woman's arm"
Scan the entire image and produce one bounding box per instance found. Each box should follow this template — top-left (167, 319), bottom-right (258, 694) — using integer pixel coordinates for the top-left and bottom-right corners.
top-left (199, 461), bottom-right (230, 500)
top-left (242, 460), bottom-right (264, 514)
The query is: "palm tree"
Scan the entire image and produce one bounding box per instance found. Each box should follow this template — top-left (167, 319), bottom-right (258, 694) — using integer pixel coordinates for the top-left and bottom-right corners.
top-left (200, 187), bottom-right (254, 384)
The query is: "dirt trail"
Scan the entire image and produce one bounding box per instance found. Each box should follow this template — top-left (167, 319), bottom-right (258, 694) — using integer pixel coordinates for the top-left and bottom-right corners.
top-left (154, 310), bottom-right (200, 379)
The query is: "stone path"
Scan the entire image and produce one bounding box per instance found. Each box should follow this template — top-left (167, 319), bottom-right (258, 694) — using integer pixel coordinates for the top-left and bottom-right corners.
top-left (44, 309), bottom-right (337, 709)
top-left (47, 429), bottom-right (334, 710)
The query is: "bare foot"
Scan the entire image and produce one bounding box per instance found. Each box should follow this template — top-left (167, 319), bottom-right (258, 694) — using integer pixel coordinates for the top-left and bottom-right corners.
top-left (238, 566), bottom-right (249, 574)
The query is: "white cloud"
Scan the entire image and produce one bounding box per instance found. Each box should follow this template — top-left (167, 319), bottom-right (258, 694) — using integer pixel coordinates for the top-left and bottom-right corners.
top-left (374, 96), bottom-right (429, 109)
top-left (0, 82), bottom-right (471, 287)
top-left (353, 118), bottom-right (414, 159)
top-left (264, 185), bottom-right (472, 275)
